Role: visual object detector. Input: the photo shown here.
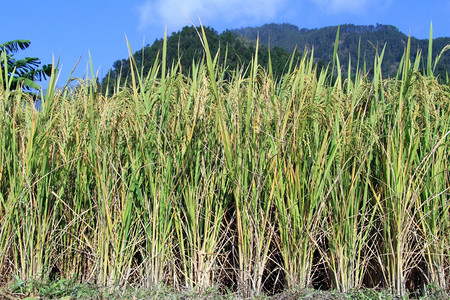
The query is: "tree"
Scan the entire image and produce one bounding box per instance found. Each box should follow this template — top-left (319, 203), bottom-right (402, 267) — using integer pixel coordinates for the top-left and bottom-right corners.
top-left (101, 26), bottom-right (299, 95)
top-left (0, 39), bottom-right (52, 92)
top-left (231, 23), bottom-right (450, 78)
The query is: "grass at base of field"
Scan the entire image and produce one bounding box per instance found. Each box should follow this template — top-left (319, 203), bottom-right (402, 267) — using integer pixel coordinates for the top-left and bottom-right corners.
top-left (1, 278), bottom-right (449, 300)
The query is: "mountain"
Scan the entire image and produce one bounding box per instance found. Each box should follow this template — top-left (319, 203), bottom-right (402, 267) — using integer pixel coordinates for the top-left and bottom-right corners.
top-left (100, 26), bottom-right (299, 95)
top-left (101, 23), bottom-right (450, 94)
top-left (231, 23), bottom-right (450, 77)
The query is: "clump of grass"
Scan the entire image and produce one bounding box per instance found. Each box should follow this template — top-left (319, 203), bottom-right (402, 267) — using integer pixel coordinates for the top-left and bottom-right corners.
top-left (0, 25), bottom-right (448, 298)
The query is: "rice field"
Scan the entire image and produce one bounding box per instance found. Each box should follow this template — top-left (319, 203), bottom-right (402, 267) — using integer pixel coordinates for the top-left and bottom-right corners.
top-left (0, 27), bottom-right (449, 298)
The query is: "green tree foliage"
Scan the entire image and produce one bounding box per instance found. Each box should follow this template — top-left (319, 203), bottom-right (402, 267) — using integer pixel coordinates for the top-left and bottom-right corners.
top-left (101, 26), bottom-right (300, 95)
top-left (232, 23), bottom-right (450, 78)
top-left (0, 39), bottom-right (52, 91)
top-left (102, 23), bottom-right (450, 95)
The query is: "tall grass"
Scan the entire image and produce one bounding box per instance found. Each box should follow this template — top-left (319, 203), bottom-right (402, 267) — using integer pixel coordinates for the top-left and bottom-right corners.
top-left (0, 26), bottom-right (448, 297)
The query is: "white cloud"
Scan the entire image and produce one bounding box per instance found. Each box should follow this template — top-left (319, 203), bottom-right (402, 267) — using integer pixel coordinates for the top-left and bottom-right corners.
top-left (137, 0), bottom-right (285, 31)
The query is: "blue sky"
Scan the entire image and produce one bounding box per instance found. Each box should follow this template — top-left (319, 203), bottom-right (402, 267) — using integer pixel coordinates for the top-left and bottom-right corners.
top-left (3, 0), bottom-right (449, 88)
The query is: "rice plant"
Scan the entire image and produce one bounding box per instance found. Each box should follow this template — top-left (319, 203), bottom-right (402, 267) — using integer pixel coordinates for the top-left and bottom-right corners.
top-left (0, 25), bottom-right (448, 298)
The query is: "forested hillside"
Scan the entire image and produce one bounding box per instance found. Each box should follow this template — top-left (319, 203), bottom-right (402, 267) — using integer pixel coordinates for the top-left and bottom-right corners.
top-left (101, 26), bottom-right (299, 94)
top-left (232, 23), bottom-right (450, 77)
top-left (101, 23), bottom-right (450, 93)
